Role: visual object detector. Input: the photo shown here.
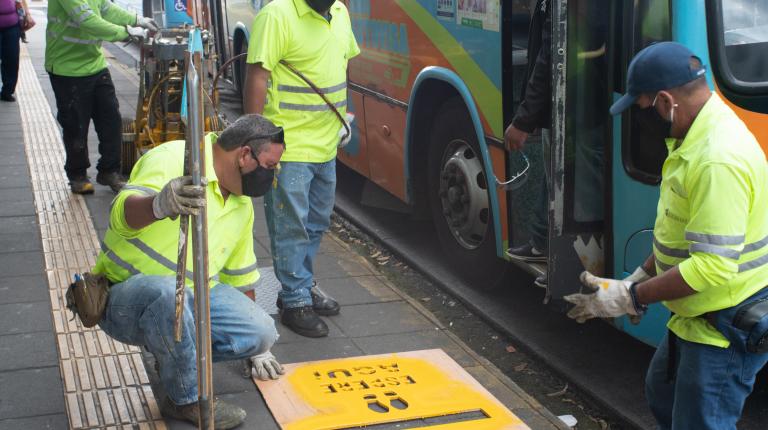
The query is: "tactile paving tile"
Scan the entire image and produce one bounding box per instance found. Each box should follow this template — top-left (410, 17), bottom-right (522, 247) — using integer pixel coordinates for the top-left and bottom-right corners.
top-left (253, 266), bottom-right (280, 315)
top-left (17, 46), bottom-right (166, 430)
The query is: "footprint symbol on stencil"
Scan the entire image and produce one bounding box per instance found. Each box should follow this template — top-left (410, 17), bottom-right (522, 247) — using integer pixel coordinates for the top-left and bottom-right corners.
top-left (365, 391), bottom-right (409, 413)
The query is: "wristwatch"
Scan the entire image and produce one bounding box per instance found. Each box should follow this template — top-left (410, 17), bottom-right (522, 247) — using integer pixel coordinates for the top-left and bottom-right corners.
top-left (629, 282), bottom-right (649, 315)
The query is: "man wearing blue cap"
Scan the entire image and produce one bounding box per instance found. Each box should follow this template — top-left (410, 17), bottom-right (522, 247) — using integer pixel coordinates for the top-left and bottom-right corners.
top-left (563, 41), bottom-right (768, 429)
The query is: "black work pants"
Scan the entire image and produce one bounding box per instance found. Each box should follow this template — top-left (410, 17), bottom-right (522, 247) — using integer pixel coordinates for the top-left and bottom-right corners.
top-left (0, 23), bottom-right (20, 98)
top-left (49, 69), bottom-right (122, 179)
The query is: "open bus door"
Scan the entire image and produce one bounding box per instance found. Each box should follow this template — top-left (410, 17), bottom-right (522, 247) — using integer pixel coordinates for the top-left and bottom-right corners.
top-left (545, 0), bottom-right (614, 302)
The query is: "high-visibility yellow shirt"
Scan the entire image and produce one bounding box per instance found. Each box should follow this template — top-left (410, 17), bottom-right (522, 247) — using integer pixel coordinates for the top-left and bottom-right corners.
top-left (93, 134), bottom-right (260, 291)
top-left (45, 0), bottom-right (134, 77)
top-left (246, 0), bottom-right (360, 163)
top-left (653, 93), bottom-right (768, 347)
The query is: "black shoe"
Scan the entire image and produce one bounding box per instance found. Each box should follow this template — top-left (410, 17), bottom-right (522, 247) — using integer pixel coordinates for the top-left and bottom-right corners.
top-left (96, 171), bottom-right (127, 193)
top-left (534, 274), bottom-right (547, 288)
top-left (276, 282), bottom-right (340, 316)
top-left (508, 242), bottom-right (547, 262)
top-left (0, 93), bottom-right (14, 102)
top-left (280, 306), bottom-right (329, 338)
top-left (160, 397), bottom-right (246, 430)
top-left (70, 177), bottom-right (95, 195)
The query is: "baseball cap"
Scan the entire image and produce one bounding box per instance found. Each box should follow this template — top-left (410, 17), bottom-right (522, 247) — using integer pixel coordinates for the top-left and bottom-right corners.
top-left (610, 42), bottom-right (707, 115)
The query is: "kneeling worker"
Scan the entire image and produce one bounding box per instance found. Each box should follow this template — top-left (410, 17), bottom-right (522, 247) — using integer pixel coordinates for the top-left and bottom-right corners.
top-left (93, 115), bottom-right (286, 429)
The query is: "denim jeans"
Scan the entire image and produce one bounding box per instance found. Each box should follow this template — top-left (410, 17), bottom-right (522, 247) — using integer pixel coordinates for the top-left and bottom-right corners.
top-left (264, 160), bottom-right (336, 308)
top-left (645, 288), bottom-right (768, 430)
top-left (530, 129), bottom-right (550, 251)
top-left (99, 275), bottom-right (278, 405)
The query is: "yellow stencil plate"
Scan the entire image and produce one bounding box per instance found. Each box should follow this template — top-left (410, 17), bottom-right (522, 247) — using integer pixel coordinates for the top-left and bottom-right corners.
top-left (256, 349), bottom-right (528, 430)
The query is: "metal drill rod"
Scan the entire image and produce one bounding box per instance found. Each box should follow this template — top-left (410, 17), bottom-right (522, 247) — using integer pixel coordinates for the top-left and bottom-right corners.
top-left (187, 45), bottom-right (214, 430)
top-left (174, 50), bottom-right (192, 344)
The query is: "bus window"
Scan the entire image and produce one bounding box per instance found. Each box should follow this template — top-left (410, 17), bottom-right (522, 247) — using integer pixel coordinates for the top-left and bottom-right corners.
top-left (623, 0), bottom-right (671, 184)
top-left (708, 0), bottom-right (768, 94)
top-left (565, 0), bottom-right (612, 224)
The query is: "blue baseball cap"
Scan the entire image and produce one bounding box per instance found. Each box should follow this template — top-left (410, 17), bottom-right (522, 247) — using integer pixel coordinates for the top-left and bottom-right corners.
top-left (610, 42), bottom-right (707, 115)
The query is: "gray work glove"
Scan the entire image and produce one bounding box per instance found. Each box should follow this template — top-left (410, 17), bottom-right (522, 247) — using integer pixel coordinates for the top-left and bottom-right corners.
top-left (250, 351), bottom-right (285, 381)
top-left (338, 112), bottom-right (355, 148)
top-left (135, 15), bottom-right (159, 32)
top-left (125, 26), bottom-right (148, 43)
top-left (152, 176), bottom-right (206, 220)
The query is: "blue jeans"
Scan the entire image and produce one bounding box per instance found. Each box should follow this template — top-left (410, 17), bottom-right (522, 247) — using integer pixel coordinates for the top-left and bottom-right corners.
top-left (645, 289), bottom-right (768, 430)
top-left (264, 160), bottom-right (336, 308)
top-left (99, 275), bottom-right (278, 405)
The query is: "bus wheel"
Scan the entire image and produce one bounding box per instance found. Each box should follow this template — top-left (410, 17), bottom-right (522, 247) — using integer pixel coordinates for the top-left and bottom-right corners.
top-left (427, 99), bottom-right (508, 290)
top-left (235, 41), bottom-right (248, 103)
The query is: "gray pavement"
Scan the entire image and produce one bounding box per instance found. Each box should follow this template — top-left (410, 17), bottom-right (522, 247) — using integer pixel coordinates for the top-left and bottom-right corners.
top-left (0, 8), bottom-right (567, 429)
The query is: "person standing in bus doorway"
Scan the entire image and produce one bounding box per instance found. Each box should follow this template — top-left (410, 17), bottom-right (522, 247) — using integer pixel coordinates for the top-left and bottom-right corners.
top-left (46, 0), bottom-right (157, 194)
top-left (564, 42), bottom-right (768, 430)
top-left (504, 0), bottom-right (551, 286)
top-left (243, 0), bottom-right (359, 338)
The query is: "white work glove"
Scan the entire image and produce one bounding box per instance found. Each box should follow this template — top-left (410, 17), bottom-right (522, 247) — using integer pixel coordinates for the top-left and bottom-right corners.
top-left (564, 271), bottom-right (641, 323)
top-left (623, 267), bottom-right (652, 325)
top-left (152, 176), bottom-right (206, 220)
top-left (338, 112), bottom-right (355, 148)
top-left (250, 351), bottom-right (285, 380)
top-left (125, 26), bottom-right (148, 43)
top-left (136, 15), bottom-right (159, 32)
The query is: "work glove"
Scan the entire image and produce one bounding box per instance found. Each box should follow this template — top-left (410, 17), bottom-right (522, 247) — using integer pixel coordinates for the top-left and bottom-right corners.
top-left (136, 15), bottom-right (159, 32)
top-left (125, 26), bottom-right (149, 43)
top-left (338, 112), bottom-right (355, 148)
top-left (564, 271), bottom-right (641, 323)
top-left (623, 266), bottom-right (652, 325)
top-left (250, 351), bottom-right (285, 381)
top-left (152, 176), bottom-right (206, 221)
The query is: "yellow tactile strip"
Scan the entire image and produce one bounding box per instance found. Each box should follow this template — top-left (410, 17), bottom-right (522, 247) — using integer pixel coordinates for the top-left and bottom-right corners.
top-left (17, 46), bottom-right (165, 429)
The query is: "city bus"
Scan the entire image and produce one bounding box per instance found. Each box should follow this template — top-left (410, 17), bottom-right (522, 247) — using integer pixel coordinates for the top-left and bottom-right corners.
top-left (220, 0), bottom-right (768, 347)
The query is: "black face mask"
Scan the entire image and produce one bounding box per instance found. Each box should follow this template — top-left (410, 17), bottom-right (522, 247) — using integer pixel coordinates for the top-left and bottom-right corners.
top-left (639, 105), bottom-right (673, 138)
top-left (241, 165), bottom-right (274, 198)
top-left (306, 0), bottom-right (335, 14)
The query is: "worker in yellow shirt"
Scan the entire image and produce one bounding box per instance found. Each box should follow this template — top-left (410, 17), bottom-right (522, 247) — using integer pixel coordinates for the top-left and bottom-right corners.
top-left (244, 0), bottom-right (359, 338)
top-left (94, 115), bottom-right (285, 429)
top-left (46, 0), bottom-right (157, 194)
top-left (564, 42), bottom-right (768, 429)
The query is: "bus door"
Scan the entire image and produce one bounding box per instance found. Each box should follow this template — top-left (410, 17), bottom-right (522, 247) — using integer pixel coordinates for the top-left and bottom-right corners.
top-left (545, 0), bottom-right (614, 300)
top-left (609, 0), bottom-right (671, 347)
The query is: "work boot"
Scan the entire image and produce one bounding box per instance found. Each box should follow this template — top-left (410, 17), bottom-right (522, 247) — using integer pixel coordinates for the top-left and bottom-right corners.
top-left (281, 306), bottom-right (329, 338)
top-left (96, 171), bottom-right (127, 193)
top-left (70, 177), bottom-right (95, 195)
top-left (160, 397), bottom-right (246, 430)
top-left (276, 281), bottom-right (340, 316)
top-left (508, 242), bottom-right (547, 262)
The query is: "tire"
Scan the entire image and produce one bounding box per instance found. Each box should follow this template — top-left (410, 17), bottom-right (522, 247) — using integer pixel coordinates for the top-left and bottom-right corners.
top-left (427, 98), bottom-right (509, 290)
top-left (234, 39), bottom-right (248, 105)
top-left (120, 117), bottom-right (138, 176)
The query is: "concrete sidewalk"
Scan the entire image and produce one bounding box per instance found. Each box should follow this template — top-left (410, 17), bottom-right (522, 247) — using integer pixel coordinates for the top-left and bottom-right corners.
top-left (0, 9), bottom-right (567, 429)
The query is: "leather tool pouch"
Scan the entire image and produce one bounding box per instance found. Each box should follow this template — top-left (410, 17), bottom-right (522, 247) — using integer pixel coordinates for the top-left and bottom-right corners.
top-left (65, 273), bottom-right (110, 328)
top-left (733, 297), bottom-right (768, 353)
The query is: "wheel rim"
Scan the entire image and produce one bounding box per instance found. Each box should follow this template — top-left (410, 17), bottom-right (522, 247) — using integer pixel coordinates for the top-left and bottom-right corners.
top-left (437, 139), bottom-right (490, 250)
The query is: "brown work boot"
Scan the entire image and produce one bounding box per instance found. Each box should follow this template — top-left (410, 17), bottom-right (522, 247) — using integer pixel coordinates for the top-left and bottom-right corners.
top-left (96, 171), bottom-right (127, 193)
top-left (69, 177), bottom-right (95, 195)
top-left (161, 397), bottom-right (246, 430)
